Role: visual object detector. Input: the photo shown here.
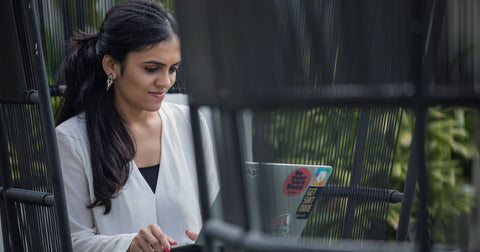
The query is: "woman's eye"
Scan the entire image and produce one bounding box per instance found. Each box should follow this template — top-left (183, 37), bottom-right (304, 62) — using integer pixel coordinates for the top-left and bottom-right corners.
top-left (169, 67), bottom-right (179, 74)
top-left (145, 68), bottom-right (158, 73)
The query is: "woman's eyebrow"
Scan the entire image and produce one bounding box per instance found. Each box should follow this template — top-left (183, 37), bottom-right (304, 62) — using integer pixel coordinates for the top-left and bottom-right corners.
top-left (143, 60), bottom-right (181, 66)
top-left (143, 60), bottom-right (166, 66)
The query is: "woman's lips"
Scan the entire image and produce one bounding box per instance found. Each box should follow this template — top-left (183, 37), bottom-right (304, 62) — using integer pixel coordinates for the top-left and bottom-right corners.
top-left (149, 91), bottom-right (166, 99)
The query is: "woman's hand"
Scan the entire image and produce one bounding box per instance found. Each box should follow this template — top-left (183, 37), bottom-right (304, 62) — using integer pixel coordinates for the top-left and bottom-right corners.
top-left (127, 224), bottom-right (177, 252)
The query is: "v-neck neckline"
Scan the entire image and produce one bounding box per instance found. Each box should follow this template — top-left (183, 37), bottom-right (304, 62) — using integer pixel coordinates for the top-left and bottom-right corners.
top-left (138, 163), bottom-right (160, 193)
top-left (132, 110), bottom-right (164, 195)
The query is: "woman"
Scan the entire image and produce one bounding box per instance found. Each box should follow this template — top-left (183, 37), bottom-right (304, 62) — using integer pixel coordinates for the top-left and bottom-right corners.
top-left (55, 1), bottom-right (219, 251)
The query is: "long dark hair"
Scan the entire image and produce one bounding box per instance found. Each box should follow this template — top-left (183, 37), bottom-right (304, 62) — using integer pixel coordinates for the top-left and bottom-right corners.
top-left (56, 0), bottom-right (179, 214)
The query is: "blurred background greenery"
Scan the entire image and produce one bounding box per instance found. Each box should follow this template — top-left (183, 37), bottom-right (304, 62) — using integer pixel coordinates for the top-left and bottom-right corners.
top-left (388, 107), bottom-right (477, 244)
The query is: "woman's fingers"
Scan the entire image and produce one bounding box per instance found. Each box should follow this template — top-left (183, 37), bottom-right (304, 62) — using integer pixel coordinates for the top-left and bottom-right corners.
top-left (167, 236), bottom-right (178, 246)
top-left (148, 224), bottom-right (176, 252)
top-left (129, 231), bottom-right (155, 252)
top-left (140, 226), bottom-right (163, 251)
top-left (129, 224), bottom-right (176, 252)
top-left (185, 230), bottom-right (198, 241)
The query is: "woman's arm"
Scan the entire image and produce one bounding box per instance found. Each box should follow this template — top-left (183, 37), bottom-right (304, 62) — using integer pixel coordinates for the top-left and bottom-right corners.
top-left (56, 126), bottom-right (136, 252)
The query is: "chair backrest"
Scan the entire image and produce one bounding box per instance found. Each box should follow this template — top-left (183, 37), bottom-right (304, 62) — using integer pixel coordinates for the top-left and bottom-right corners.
top-left (176, 0), bottom-right (443, 250)
top-left (0, 0), bottom-right (71, 251)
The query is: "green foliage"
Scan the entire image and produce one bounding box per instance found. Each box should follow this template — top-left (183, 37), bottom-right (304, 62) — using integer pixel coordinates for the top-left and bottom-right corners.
top-left (265, 107), bottom-right (359, 168)
top-left (260, 106), bottom-right (476, 242)
top-left (389, 107), bottom-right (476, 242)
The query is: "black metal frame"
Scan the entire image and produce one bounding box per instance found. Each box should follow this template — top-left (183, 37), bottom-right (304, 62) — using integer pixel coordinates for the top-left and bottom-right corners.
top-left (178, 0), bottom-right (470, 251)
top-left (0, 0), bottom-right (72, 251)
top-left (0, 0), bottom-right (470, 251)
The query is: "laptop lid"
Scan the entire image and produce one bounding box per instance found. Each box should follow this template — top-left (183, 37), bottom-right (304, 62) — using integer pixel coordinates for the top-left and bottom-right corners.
top-left (173, 162), bottom-right (332, 249)
top-left (245, 162), bottom-right (332, 240)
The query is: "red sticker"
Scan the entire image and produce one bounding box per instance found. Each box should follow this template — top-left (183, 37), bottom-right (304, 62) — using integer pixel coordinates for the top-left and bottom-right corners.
top-left (283, 168), bottom-right (311, 197)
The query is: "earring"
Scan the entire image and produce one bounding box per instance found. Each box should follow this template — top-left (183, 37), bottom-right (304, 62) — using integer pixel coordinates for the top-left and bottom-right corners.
top-left (106, 73), bottom-right (113, 91)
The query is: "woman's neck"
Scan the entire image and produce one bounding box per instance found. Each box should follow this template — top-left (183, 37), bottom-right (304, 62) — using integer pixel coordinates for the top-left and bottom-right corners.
top-left (115, 101), bottom-right (162, 127)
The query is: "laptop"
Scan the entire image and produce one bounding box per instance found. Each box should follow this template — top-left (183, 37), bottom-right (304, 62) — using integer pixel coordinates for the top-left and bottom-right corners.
top-left (173, 162), bottom-right (333, 249)
top-left (244, 162), bottom-right (333, 240)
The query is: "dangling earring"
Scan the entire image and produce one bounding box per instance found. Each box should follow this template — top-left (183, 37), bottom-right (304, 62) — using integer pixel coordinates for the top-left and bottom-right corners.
top-left (106, 73), bottom-right (113, 91)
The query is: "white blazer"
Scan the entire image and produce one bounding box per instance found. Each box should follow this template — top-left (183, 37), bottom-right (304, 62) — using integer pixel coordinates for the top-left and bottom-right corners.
top-left (56, 102), bottom-right (219, 252)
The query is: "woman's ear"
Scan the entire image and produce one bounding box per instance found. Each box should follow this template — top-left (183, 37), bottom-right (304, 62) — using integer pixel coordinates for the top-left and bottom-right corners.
top-left (102, 55), bottom-right (120, 78)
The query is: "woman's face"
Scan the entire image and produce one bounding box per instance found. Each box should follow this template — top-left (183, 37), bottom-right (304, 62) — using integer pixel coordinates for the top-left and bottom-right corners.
top-left (112, 37), bottom-right (181, 115)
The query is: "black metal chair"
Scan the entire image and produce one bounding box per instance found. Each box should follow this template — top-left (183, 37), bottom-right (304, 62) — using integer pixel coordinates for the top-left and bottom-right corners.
top-left (0, 0), bottom-right (71, 251)
top-left (5, 0), bottom-right (473, 251)
top-left (176, 0), bottom-right (450, 251)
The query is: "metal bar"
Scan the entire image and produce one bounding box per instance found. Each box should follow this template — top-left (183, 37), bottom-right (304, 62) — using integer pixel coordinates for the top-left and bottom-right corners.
top-left (188, 83), bottom-right (420, 109)
top-left (317, 186), bottom-right (402, 203)
top-left (61, 0), bottom-right (73, 45)
top-left (341, 108), bottom-right (371, 239)
top-left (189, 83), bottom-right (480, 109)
top-left (208, 109), bottom-right (226, 252)
top-left (415, 107), bottom-right (429, 251)
top-left (188, 105), bottom-right (214, 251)
top-left (76, 0), bottom-right (84, 31)
top-left (414, 0), bottom-right (447, 249)
top-left (25, 0), bottom-right (72, 250)
top-left (0, 187), bottom-right (54, 206)
top-left (396, 114), bottom-right (424, 242)
top-left (204, 219), bottom-right (414, 252)
top-left (221, 110), bottom-right (251, 228)
top-left (34, 0), bottom-right (47, 60)
top-left (215, 110), bottom-right (251, 252)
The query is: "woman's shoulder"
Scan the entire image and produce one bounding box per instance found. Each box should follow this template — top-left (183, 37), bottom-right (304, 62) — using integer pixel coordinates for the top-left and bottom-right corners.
top-left (55, 112), bottom-right (87, 139)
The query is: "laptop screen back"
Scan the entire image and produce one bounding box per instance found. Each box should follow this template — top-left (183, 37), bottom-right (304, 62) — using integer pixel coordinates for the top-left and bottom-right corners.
top-left (245, 162), bottom-right (332, 240)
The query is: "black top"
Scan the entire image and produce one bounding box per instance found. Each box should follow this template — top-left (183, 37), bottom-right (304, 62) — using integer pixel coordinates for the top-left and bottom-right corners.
top-left (138, 164), bottom-right (159, 193)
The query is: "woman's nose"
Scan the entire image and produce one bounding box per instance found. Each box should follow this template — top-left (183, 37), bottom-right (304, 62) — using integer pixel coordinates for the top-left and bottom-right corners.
top-left (155, 71), bottom-right (172, 87)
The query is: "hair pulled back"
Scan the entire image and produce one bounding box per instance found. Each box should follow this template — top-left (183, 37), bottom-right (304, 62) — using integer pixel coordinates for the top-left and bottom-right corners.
top-left (56, 0), bottom-right (179, 214)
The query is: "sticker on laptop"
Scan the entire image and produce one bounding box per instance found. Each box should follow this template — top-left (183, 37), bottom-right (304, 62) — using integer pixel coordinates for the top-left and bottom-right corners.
top-left (271, 213), bottom-right (290, 238)
top-left (310, 166), bottom-right (332, 186)
top-left (283, 168), bottom-right (311, 197)
top-left (296, 166), bottom-right (332, 219)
